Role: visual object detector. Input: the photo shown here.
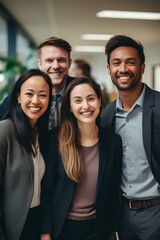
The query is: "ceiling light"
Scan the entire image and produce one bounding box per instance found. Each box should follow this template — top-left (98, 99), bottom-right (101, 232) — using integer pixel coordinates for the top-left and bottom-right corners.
top-left (96, 10), bottom-right (160, 20)
top-left (81, 34), bottom-right (113, 40)
top-left (73, 46), bottom-right (105, 52)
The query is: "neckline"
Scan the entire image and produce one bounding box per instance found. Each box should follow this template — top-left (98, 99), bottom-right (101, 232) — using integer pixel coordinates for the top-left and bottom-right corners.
top-left (81, 140), bottom-right (99, 148)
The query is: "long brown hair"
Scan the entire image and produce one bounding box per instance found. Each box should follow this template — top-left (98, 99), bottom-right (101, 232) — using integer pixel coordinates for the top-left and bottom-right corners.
top-left (59, 77), bottom-right (102, 183)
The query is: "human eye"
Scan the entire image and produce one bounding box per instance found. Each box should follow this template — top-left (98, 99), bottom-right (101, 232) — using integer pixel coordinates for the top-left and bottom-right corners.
top-left (38, 90), bottom-right (47, 98)
top-left (74, 98), bottom-right (81, 103)
top-left (127, 59), bottom-right (136, 65)
top-left (45, 58), bottom-right (52, 63)
top-left (75, 99), bottom-right (80, 103)
top-left (25, 92), bottom-right (32, 97)
top-left (112, 60), bottom-right (120, 66)
top-left (88, 96), bottom-right (95, 101)
top-left (129, 61), bottom-right (135, 65)
top-left (40, 93), bottom-right (47, 98)
top-left (58, 58), bottom-right (66, 63)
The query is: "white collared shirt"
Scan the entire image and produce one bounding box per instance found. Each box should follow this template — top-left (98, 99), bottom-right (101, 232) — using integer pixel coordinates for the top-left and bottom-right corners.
top-left (30, 138), bottom-right (45, 208)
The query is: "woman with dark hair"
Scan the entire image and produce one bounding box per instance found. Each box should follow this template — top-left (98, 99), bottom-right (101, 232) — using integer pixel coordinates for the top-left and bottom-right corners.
top-left (41, 77), bottom-right (122, 240)
top-left (0, 69), bottom-right (52, 240)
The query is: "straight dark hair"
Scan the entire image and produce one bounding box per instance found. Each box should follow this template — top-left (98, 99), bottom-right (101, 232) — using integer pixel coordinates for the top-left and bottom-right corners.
top-left (105, 35), bottom-right (145, 65)
top-left (4, 69), bottom-right (52, 155)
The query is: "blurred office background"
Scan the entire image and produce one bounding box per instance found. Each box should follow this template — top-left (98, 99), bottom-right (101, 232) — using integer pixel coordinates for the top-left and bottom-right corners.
top-left (0, 0), bottom-right (160, 102)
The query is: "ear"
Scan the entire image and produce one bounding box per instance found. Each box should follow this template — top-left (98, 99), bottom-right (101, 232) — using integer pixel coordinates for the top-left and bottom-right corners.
top-left (141, 64), bottom-right (145, 75)
top-left (69, 58), bottom-right (72, 69)
top-left (17, 95), bottom-right (20, 104)
top-left (99, 98), bottom-right (102, 108)
top-left (107, 64), bottom-right (111, 75)
top-left (37, 58), bottom-right (42, 70)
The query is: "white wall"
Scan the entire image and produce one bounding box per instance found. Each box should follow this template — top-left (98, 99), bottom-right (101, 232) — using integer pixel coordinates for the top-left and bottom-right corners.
top-left (144, 42), bottom-right (160, 88)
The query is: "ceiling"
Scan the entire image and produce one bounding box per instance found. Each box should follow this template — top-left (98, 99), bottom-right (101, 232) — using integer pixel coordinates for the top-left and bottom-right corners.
top-left (1, 0), bottom-right (160, 59)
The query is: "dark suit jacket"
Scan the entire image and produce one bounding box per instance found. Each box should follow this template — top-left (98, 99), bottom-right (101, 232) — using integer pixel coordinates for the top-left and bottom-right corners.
top-left (101, 84), bottom-right (160, 185)
top-left (0, 94), bottom-right (11, 120)
top-left (0, 76), bottom-right (75, 120)
top-left (41, 127), bottom-right (122, 240)
top-left (0, 119), bottom-right (35, 240)
top-left (65, 75), bottom-right (75, 87)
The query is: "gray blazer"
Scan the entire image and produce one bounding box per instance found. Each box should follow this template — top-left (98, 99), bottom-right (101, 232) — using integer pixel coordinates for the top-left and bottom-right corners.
top-left (0, 119), bottom-right (34, 240)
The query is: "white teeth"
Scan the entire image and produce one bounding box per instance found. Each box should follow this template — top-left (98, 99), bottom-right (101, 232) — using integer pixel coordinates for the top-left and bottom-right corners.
top-left (29, 107), bottom-right (41, 111)
top-left (119, 76), bottom-right (130, 80)
top-left (81, 111), bottom-right (92, 115)
top-left (50, 72), bottom-right (62, 75)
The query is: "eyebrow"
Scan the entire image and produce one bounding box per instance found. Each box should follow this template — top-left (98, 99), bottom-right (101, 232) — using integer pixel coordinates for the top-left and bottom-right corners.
top-left (45, 56), bottom-right (67, 60)
top-left (73, 93), bottom-right (95, 98)
top-left (25, 89), bottom-right (48, 92)
top-left (112, 57), bottom-right (137, 61)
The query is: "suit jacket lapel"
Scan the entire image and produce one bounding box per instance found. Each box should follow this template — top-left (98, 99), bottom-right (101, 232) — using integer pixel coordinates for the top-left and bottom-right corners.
top-left (96, 129), bottom-right (111, 195)
top-left (143, 86), bottom-right (154, 166)
top-left (101, 100), bottom-right (116, 130)
top-left (22, 147), bottom-right (34, 184)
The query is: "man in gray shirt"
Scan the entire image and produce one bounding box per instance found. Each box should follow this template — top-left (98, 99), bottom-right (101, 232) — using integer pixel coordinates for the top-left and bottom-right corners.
top-left (101, 35), bottom-right (160, 240)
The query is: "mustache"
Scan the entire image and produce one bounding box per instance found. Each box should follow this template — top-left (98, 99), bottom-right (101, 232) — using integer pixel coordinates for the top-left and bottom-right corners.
top-left (117, 72), bottom-right (134, 77)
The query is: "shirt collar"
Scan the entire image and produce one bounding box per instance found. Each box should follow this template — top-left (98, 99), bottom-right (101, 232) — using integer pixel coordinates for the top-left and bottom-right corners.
top-left (52, 85), bottom-right (65, 98)
top-left (59, 85), bottom-right (65, 96)
top-left (116, 84), bottom-right (146, 110)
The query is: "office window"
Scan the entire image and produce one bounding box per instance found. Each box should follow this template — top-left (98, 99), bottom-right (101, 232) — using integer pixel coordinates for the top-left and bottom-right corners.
top-left (16, 32), bottom-right (37, 68)
top-left (0, 16), bottom-right (7, 57)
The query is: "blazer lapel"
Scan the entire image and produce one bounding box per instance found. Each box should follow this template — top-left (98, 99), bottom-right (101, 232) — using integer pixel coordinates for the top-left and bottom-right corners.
top-left (96, 129), bottom-right (111, 195)
top-left (22, 147), bottom-right (34, 184)
top-left (143, 86), bottom-right (154, 166)
top-left (101, 100), bottom-right (116, 130)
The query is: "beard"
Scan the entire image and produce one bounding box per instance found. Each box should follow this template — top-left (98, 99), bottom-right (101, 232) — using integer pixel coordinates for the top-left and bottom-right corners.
top-left (111, 71), bottom-right (142, 91)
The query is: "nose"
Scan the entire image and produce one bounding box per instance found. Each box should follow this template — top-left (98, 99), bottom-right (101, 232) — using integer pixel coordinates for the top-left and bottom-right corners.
top-left (52, 60), bottom-right (60, 68)
top-left (32, 95), bottom-right (40, 104)
top-left (82, 100), bottom-right (89, 109)
top-left (119, 62), bottom-right (128, 72)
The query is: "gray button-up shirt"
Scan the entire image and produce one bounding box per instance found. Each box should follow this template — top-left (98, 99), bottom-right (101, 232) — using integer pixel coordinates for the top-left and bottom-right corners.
top-left (115, 85), bottom-right (160, 200)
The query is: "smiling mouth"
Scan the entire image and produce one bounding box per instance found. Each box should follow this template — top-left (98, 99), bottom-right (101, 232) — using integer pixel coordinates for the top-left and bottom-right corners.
top-left (117, 75), bottom-right (133, 83)
top-left (118, 74), bottom-right (131, 78)
top-left (49, 71), bottom-right (63, 75)
top-left (81, 111), bottom-right (93, 116)
top-left (28, 107), bottom-right (41, 111)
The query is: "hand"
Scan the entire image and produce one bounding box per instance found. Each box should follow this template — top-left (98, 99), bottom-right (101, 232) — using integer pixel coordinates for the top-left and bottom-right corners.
top-left (41, 234), bottom-right (52, 240)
